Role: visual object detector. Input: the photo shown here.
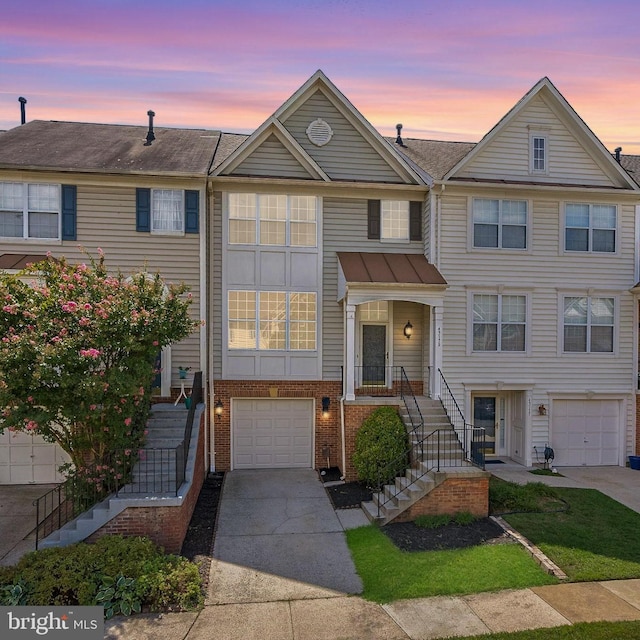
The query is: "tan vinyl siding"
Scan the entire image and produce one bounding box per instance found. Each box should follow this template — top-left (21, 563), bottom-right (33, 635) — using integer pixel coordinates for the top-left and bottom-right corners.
top-left (283, 90), bottom-right (404, 183)
top-left (393, 301), bottom-right (422, 380)
top-left (0, 182), bottom-right (203, 386)
top-left (457, 95), bottom-right (620, 187)
top-left (322, 197), bottom-right (424, 379)
top-left (212, 192), bottom-right (223, 379)
top-left (232, 134), bottom-right (315, 179)
top-left (438, 187), bottom-right (636, 456)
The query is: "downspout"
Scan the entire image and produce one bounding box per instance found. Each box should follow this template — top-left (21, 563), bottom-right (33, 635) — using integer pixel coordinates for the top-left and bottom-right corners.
top-left (199, 176), bottom-right (209, 474)
top-left (340, 395), bottom-right (346, 480)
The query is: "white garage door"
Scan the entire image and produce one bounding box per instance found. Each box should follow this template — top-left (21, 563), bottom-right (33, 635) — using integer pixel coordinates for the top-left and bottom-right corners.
top-left (233, 399), bottom-right (314, 469)
top-left (0, 431), bottom-right (69, 484)
top-left (552, 399), bottom-right (620, 466)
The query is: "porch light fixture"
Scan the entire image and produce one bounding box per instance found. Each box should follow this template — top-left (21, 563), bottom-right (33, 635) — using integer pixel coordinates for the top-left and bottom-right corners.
top-left (321, 397), bottom-right (330, 418)
top-left (403, 321), bottom-right (413, 339)
top-left (214, 399), bottom-right (224, 416)
top-left (538, 404), bottom-right (547, 416)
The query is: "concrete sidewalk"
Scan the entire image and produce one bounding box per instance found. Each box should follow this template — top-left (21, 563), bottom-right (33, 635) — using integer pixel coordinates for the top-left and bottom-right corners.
top-left (104, 579), bottom-right (640, 639)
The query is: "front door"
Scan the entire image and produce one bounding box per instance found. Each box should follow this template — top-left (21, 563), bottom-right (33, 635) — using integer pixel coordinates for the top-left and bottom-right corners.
top-left (473, 395), bottom-right (506, 457)
top-left (361, 324), bottom-right (387, 386)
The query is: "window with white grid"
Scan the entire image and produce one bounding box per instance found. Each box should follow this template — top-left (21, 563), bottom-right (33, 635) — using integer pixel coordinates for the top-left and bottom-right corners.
top-left (228, 291), bottom-right (257, 349)
top-left (381, 200), bottom-right (409, 240)
top-left (228, 193), bottom-right (317, 246)
top-left (0, 182), bottom-right (60, 239)
top-left (473, 199), bottom-right (527, 249)
top-left (151, 189), bottom-right (183, 233)
top-left (565, 203), bottom-right (616, 253)
top-left (259, 195), bottom-right (287, 245)
top-left (227, 290), bottom-right (316, 351)
top-left (563, 296), bottom-right (614, 353)
top-left (473, 294), bottom-right (526, 352)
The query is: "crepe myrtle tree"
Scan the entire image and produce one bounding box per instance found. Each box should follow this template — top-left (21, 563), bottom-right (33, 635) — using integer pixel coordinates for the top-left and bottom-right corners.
top-left (0, 250), bottom-right (198, 488)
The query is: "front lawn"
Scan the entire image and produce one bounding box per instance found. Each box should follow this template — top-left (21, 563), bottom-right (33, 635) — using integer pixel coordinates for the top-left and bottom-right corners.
top-left (345, 525), bottom-right (557, 603)
top-left (503, 487), bottom-right (640, 582)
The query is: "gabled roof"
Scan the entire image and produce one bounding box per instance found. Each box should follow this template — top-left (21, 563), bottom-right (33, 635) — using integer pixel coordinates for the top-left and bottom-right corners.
top-left (443, 77), bottom-right (639, 191)
top-left (212, 70), bottom-right (425, 184)
top-left (0, 120), bottom-right (220, 176)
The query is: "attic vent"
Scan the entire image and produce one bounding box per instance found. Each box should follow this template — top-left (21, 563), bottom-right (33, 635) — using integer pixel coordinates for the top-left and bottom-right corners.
top-left (306, 118), bottom-right (333, 147)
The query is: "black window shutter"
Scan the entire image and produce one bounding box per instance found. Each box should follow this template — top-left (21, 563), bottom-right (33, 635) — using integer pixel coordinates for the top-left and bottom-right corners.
top-left (185, 190), bottom-right (199, 234)
top-left (136, 188), bottom-right (151, 232)
top-left (410, 201), bottom-right (422, 241)
top-left (367, 200), bottom-right (381, 239)
top-left (61, 185), bottom-right (77, 241)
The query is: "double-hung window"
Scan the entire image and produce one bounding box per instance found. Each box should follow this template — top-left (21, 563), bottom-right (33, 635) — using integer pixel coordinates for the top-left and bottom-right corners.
top-left (228, 291), bottom-right (317, 351)
top-left (381, 200), bottom-right (410, 240)
top-left (473, 199), bottom-right (527, 249)
top-left (563, 296), bottom-right (614, 353)
top-left (565, 203), bottom-right (616, 252)
top-left (0, 182), bottom-right (60, 239)
top-left (228, 194), bottom-right (317, 246)
top-left (532, 136), bottom-right (546, 172)
top-left (151, 189), bottom-right (183, 233)
top-left (473, 294), bottom-right (526, 352)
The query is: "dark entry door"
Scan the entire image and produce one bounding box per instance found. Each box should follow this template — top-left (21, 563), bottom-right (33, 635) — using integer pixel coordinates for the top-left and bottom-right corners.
top-left (474, 396), bottom-right (496, 455)
top-left (362, 325), bottom-right (386, 385)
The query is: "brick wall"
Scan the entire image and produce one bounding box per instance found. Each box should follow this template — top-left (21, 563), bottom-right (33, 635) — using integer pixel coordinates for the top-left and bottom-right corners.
top-left (212, 380), bottom-right (342, 472)
top-left (87, 410), bottom-right (206, 554)
top-left (394, 474), bottom-right (490, 523)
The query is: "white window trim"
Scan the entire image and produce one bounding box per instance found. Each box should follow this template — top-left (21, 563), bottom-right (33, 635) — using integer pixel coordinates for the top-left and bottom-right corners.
top-left (556, 291), bottom-right (619, 356)
top-left (562, 201), bottom-right (618, 255)
top-left (529, 129), bottom-right (549, 176)
top-left (226, 192), bottom-right (318, 248)
top-left (380, 200), bottom-right (410, 243)
top-left (466, 289), bottom-right (531, 356)
top-left (0, 182), bottom-right (62, 242)
top-left (467, 197), bottom-right (532, 253)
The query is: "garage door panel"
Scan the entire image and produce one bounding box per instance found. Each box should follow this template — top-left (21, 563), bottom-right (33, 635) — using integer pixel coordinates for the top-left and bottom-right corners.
top-left (552, 399), bottom-right (620, 467)
top-left (233, 399), bottom-right (313, 469)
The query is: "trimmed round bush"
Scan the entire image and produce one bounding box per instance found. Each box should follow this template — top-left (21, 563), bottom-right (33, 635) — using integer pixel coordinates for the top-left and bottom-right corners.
top-left (353, 406), bottom-right (409, 488)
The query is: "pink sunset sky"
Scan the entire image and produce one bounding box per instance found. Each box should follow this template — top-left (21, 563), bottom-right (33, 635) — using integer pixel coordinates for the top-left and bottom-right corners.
top-left (2, 0), bottom-right (640, 152)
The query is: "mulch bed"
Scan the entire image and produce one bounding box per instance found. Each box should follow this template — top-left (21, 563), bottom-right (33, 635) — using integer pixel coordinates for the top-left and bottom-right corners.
top-left (382, 518), bottom-right (512, 552)
top-left (180, 472), bottom-right (224, 589)
top-left (325, 480), bottom-right (372, 509)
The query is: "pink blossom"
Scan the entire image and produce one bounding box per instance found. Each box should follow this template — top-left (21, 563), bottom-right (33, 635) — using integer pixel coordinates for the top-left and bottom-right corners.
top-left (79, 317), bottom-right (91, 326)
top-left (24, 420), bottom-right (38, 431)
top-left (83, 303), bottom-right (92, 310)
top-left (89, 404), bottom-right (97, 411)
top-left (79, 348), bottom-right (101, 358)
top-left (61, 301), bottom-right (78, 312)
top-left (124, 417), bottom-right (132, 427)
top-left (27, 396), bottom-right (33, 403)
top-left (152, 340), bottom-right (159, 346)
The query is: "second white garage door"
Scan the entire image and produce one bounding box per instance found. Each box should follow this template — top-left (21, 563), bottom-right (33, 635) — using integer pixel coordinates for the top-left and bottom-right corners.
top-left (233, 399), bottom-right (314, 469)
top-left (551, 399), bottom-right (621, 466)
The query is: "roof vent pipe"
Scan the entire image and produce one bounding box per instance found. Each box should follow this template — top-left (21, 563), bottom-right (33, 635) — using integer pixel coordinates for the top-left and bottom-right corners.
top-left (18, 97), bottom-right (27, 125)
top-left (615, 146), bottom-right (622, 163)
top-left (395, 123), bottom-right (404, 147)
top-left (145, 110), bottom-right (156, 145)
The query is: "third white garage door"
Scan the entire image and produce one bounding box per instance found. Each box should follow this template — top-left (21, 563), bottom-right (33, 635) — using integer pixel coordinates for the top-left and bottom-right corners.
top-left (551, 399), bottom-right (620, 466)
top-left (232, 398), bottom-right (314, 469)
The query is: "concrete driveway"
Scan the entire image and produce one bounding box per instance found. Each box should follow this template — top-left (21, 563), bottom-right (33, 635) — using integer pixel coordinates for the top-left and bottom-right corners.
top-left (0, 484), bottom-right (56, 565)
top-left (208, 469), bottom-right (363, 604)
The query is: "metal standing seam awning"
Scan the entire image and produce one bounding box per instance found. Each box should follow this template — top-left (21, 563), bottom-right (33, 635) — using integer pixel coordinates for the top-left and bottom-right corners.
top-left (0, 253), bottom-right (52, 271)
top-left (336, 252), bottom-right (448, 306)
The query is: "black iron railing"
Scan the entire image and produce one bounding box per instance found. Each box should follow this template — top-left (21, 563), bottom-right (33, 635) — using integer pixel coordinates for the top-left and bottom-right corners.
top-left (34, 372), bottom-right (204, 549)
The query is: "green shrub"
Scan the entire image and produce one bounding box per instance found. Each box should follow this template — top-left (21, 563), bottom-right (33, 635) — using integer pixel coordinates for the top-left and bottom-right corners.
top-left (353, 406), bottom-right (409, 488)
top-left (414, 514), bottom-right (451, 529)
top-left (3, 535), bottom-right (202, 616)
top-left (454, 511), bottom-right (476, 525)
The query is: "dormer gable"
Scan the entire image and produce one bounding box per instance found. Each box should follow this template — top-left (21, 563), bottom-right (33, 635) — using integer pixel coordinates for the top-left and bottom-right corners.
top-left (445, 78), bottom-right (638, 191)
top-left (213, 70), bottom-right (424, 185)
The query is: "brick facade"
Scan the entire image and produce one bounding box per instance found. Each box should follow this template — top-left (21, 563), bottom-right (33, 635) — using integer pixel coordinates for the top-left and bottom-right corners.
top-left (393, 473), bottom-right (490, 523)
top-left (87, 411), bottom-right (206, 554)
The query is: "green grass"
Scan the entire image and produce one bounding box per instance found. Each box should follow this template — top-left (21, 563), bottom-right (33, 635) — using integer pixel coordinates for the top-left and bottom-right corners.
top-left (503, 488), bottom-right (640, 582)
top-left (490, 478), bottom-right (565, 514)
top-left (453, 620), bottom-right (640, 640)
top-left (345, 525), bottom-right (557, 603)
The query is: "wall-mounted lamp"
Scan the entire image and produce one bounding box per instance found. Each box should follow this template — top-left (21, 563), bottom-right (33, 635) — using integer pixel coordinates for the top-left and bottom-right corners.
top-left (214, 399), bottom-right (224, 416)
top-left (321, 396), bottom-right (330, 418)
top-left (538, 404), bottom-right (547, 416)
top-left (403, 321), bottom-right (413, 339)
